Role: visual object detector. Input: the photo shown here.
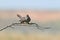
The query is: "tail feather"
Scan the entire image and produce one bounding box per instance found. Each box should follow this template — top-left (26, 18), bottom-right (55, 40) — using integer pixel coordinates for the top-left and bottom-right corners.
top-left (17, 14), bottom-right (22, 18)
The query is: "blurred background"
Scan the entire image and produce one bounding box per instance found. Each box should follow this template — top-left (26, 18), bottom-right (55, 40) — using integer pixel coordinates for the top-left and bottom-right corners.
top-left (0, 0), bottom-right (60, 40)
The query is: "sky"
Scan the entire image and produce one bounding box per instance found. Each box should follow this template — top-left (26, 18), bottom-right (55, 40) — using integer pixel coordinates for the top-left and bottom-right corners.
top-left (0, 0), bottom-right (60, 9)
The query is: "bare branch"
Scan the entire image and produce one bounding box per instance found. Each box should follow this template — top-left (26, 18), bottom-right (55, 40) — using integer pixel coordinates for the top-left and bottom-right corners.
top-left (0, 22), bottom-right (40, 31)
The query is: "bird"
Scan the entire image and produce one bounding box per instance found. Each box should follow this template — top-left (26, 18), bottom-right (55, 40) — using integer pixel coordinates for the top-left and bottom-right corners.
top-left (17, 14), bottom-right (31, 24)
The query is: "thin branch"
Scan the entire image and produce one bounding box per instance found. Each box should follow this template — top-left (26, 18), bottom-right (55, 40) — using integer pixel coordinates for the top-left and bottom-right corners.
top-left (0, 22), bottom-right (51, 31)
top-left (29, 23), bottom-right (40, 29)
top-left (0, 22), bottom-right (40, 31)
top-left (0, 25), bottom-right (13, 31)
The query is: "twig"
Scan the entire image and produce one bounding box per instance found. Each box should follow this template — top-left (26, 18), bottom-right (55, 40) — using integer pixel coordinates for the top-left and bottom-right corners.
top-left (0, 22), bottom-right (40, 31)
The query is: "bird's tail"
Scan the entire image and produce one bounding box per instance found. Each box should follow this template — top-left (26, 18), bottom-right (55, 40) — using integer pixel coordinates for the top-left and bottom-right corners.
top-left (17, 14), bottom-right (22, 19)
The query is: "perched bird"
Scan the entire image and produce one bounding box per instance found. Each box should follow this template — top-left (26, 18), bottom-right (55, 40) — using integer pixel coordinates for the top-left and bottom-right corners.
top-left (17, 14), bottom-right (31, 24)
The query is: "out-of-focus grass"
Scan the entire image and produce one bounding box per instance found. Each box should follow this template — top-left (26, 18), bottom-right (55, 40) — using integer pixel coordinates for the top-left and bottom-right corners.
top-left (0, 32), bottom-right (60, 40)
